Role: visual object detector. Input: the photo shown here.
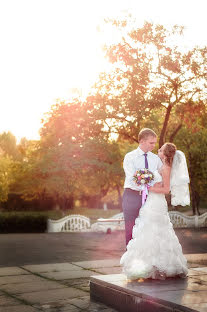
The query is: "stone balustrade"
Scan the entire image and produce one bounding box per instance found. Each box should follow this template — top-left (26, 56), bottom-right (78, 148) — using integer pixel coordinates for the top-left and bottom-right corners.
top-left (47, 211), bottom-right (207, 233)
top-left (47, 214), bottom-right (91, 233)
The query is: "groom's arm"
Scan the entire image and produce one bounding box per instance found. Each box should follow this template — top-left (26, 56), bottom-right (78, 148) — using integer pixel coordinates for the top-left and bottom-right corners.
top-left (123, 153), bottom-right (141, 191)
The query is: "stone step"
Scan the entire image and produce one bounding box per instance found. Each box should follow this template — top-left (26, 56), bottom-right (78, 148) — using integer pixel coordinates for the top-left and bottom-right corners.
top-left (90, 270), bottom-right (207, 312)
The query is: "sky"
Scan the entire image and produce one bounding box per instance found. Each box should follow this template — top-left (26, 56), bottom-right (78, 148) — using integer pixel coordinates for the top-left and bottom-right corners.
top-left (0, 0), bottom-right (206, 142)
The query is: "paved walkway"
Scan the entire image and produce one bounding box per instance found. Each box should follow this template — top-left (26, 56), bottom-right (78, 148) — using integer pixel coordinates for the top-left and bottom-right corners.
top-left (91, 263), bottom-right (207, 312)
top-left (0, 230), bottom-right (207, 311)
top-left (0, 259), bottom-right (120, 312)
top-left (0, 229), bottom-right (207, 267)
top-left (1, 257), bottom-right (207, 312)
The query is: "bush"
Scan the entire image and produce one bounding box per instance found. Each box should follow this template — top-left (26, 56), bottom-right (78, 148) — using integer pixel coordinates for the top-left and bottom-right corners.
top-left (0, 208), bottom-right (121, 233)
top-left (0, 214), bottom-right (47, 233)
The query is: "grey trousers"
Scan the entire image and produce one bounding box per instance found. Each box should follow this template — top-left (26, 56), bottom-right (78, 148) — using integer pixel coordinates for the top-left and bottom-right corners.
top-left (122, 188), bottom-right (142, 246)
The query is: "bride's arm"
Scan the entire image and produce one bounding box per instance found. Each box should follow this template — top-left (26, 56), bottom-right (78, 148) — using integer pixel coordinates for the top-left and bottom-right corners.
top-left (149, 166), bottom-right (171, 194)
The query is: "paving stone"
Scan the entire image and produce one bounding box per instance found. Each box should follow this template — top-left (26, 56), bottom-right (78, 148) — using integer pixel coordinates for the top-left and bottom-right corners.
top-left (188, 262), bottom-right (206, 268)
top-left (36, 303), bottom-right (81, 311)
top-left (195, 275), bottom-right (207, 282)
top-left (184, 302), bottom-right (207, 312)
top-left (1, 280), bottom-right (65, 294)
top-left (0, 306), bottom-right (38, 312)
top-left (41, 270), bottom-right (99, 280)
top-left (56, 306), bottom-right (81, 311)
top-left (192, 267), bottom-right (207, 274)
top-left (61, 278), bottom-right (89, 287)
top-left (188, 268), bottom-right (207, 276)
top-left (72, 259), bottom-right (121, 269)
top-left (186, 277), bottom-right (207, 291)
top-left (0, 294), bottom-right (21, 306)
top-left (93, 267), bottom-right (122, 275)
top-left (77, 285), bottom-right (90, 292)
top-left (0, 267), bottom-right (29, 276)
top-left (17, 287), bottom-right (88, 304)
top-left (0, 274), bottom-right (46, 285)
top-left (66, 296), bottom-right (92, 309)
top-left (67, 296), bottom-right (112, 310)
top-left (0, 258), bottom-right (206, 312)
top-left (186, 253), bottom-right (207, 265)
top-left (61, 278), bottom-right (90, 292)
top-left (23, 263), bottom-right (82, 273)
top-left (41, 296), bottom-right (117, 312)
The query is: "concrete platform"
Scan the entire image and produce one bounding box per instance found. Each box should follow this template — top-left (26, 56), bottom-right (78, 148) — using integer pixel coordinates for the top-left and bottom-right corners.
top-left (90, 267), bottom-right (207, 312)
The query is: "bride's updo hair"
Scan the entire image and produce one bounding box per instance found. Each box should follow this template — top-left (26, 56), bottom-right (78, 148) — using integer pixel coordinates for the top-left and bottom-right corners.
top-left (163, 143), bottom-right (177, 166)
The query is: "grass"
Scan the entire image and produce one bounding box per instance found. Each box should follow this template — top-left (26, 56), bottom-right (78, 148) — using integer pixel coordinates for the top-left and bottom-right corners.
top-left (0, 208), bottom-right (121, 223)
top-left (1, 203), bottom-right (206, 223)
top-left (169, 205), bottom-right (207, 215)
top-left (0, 210), bottom-right (62, 219)
top-left (66, 207), bottom-right (121, 222)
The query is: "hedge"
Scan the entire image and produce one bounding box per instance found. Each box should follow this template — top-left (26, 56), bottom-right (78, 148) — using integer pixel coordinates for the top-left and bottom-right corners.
top-left (0, 215), bottom-right (48, 233)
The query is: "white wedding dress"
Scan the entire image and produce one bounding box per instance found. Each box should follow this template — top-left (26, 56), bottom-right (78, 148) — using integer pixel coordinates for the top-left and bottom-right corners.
top-left (120, 170), bottom-right (188, 280)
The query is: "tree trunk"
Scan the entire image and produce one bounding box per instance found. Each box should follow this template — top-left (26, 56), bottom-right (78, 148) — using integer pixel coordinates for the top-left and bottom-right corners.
top-left (159, 104), bottom-right (172, 147)
top-left (188, 154), bottom-right (201, 215)
top-left (169, 124), bottom-right (182, 142)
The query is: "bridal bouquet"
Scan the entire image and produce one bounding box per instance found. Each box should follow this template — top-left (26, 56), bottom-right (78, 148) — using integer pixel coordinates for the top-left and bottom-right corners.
top-left (133, 169), bottom-right (154, 205)
top-left (133, 169), bottom-right (154, 187)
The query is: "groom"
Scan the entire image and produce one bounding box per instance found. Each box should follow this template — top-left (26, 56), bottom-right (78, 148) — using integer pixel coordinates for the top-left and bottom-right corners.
top-left (122, 128), bottom-right (162, 246)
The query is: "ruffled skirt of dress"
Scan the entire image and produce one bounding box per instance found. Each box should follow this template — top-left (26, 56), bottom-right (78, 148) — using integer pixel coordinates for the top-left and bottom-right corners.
top-left (120, 192), bottom-right (188, 280)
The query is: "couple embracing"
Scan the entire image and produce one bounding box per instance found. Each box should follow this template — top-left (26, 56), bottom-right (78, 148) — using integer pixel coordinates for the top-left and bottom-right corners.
top-left (120, 128), bottom-right (190, 280)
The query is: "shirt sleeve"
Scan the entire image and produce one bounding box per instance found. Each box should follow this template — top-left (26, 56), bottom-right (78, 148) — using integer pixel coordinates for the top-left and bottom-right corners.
top-left (123, 153), bottom-right (140, 190)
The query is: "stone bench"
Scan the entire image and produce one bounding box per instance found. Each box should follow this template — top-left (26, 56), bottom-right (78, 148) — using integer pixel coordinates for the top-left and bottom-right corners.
top-left (47, 211), bottom-right (207, 233)
top-left (94, 211), bottom-right (207, 233)
top-left (47, 214), bottom-right (91, 232)
top-left (91, 213), bottom-right (125, 233)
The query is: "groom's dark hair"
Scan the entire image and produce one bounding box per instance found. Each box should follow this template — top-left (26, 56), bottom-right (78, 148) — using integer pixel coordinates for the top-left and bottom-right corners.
top-left (138, 128), bottom-right (157, 142)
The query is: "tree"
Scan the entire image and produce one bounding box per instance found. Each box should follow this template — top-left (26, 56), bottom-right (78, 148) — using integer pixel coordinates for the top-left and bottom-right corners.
top-left (0, 156), bottom-right (15, 202)
top-left (0, 132), bottom-right (21, 160)
top-left (174, 113), bottom-right (207, 215)
top-left (13, 99), bottom-right (124, 210)
top-left (87, 18), bottom-right (207, 146)
top-left (0, 132), bottom-right (22, 203)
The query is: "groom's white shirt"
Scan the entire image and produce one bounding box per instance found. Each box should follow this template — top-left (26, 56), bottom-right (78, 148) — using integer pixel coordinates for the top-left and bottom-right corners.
top-left (123, 146), bottom-right (163, 191)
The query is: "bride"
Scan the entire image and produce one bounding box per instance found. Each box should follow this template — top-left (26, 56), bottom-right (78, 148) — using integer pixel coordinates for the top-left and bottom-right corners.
top-left (120, 143), bottom-right (190, 280)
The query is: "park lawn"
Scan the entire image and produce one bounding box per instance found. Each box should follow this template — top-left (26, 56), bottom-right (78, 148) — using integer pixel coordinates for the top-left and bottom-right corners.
top-left (169, 204), bottom-right (207, 215)
top-left (1, 204), bottom-right (206, 223)
top-left (0, 208), bottom-right (121, 223)
top-left (68, 207), bottom-right (121, 223)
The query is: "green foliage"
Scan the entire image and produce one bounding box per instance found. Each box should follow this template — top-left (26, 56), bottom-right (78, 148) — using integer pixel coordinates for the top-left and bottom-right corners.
top-left (0, 210), bottom-right (63, 219)
top-left (174, 117), bottom-right (207, 213)
top-left (0, 132), bottom-right (20, 160)
top-left (0, 214), bottom-right (47, 233)
top-left (1, 18), bottom-right (207, 214)
top-left (8, 100), bottom-right (124, 209)
top-left (0, 156), bottom-right (15, 202)
top-left (0, 208), bottom-right (121, 233)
